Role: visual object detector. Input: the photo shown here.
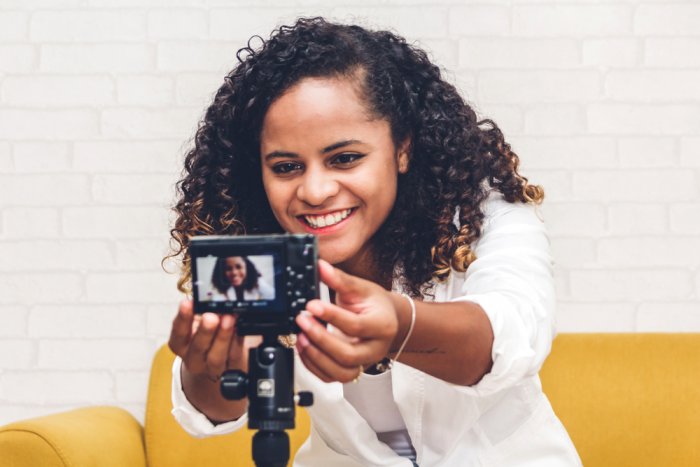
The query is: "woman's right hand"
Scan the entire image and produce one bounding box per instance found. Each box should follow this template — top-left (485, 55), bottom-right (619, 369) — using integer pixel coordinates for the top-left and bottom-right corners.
top-left (168, 299), bottom-right (255, 423)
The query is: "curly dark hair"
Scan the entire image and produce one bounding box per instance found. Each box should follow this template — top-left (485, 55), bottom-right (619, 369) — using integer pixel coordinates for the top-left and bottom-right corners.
top-left (211, 256), bottom-right (260, 295)
top-left (166, 17), bottom-right (543, 298)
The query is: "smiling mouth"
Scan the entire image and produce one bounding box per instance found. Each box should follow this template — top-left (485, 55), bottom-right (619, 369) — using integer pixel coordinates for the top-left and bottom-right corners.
top-left (302, 208), bottom-right (355, 229)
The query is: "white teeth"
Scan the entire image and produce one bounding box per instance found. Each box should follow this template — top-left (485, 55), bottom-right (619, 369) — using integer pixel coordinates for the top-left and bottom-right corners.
top-left (304, 208), bottom-right (353, 229)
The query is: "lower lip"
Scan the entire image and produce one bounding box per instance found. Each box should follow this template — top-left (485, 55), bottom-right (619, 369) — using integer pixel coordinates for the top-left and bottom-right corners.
top-left (298, 209), bottom-right (356, 236)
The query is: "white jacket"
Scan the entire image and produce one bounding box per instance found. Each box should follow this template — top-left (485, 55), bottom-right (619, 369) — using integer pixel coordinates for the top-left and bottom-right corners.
top-left (172, 191), bottom-right (582, 466)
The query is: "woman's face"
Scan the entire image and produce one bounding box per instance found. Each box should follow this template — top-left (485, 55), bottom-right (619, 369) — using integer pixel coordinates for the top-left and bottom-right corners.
top-left (260, 77), bottom-right (409, 270)
top-left (224, 256), bottom-right (247, 287)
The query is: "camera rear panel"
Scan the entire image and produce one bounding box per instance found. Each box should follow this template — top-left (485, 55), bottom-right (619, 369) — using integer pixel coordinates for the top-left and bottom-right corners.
top-left (190, 234), bottom-right (319, 336)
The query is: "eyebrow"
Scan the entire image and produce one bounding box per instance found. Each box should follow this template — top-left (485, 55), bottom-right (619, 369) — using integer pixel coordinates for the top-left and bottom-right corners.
top-left (264, 139), bottom-right (362, 161)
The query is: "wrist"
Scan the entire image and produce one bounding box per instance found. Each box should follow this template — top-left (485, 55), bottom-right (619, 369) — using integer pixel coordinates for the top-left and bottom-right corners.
top-left (388, 291), bottom-right (412, 353)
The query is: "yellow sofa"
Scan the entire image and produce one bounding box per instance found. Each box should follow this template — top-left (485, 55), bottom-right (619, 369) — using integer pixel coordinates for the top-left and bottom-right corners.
top-left (1, 334), bottom-right (699, 467)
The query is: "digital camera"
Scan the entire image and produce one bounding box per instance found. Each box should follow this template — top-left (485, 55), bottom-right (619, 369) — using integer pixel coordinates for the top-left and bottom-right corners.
top-left (190, 234), bottom-right (319, 336)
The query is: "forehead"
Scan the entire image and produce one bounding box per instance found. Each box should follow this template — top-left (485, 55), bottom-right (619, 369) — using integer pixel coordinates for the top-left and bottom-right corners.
top-left (260, 77), bottom-right (386, 151)
top-left (225, 257), bottom-right (245, 265)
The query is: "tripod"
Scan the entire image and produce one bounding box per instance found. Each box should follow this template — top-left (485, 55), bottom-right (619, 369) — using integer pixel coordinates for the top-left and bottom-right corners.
top-left (221, 336), bottom-right (313, 467)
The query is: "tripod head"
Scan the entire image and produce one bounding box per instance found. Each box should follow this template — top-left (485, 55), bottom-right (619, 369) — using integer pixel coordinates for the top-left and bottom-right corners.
top-left (221, 336), bottom-right (313, 467)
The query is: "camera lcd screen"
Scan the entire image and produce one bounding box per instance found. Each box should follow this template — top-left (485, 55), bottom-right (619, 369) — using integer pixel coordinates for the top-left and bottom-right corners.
top-left (193, 245), bottom-right (286, 313)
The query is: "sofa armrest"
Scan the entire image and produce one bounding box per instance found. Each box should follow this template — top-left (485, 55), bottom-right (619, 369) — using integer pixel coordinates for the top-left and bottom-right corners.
top-left (0, 406), bottom-right (147, 467)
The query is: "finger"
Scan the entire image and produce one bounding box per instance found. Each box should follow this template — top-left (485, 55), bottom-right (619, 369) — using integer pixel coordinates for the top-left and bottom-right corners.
top-left (168, 299), bottom-right (194, 357)
top-left (296, 333), bottom-right (337, 383)
top-left (206, 314), bottom-right (235, 375)
top-left (297, 313), bottom-right (374, 368)
top-left (318, 259), bottom-right (364, 297)
top-left (297, 331), bottom-right (364, 384)
top-left (184, 312), bottom-right (219, 373)
top-left (305, 300), bottom-right (388, 340)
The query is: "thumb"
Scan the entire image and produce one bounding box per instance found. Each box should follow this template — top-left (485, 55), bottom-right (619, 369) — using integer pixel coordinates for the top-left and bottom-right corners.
top-left (318, 259), bottom-right (364, 297)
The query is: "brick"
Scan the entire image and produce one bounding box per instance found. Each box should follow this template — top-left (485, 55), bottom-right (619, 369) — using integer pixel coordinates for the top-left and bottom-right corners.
top-left (0, 406), bottom-right (80, 428)
top-left (634, 5), bottom-right (700, 36)
top-left (39, 339), bottom-right (155, 370)
top-left (556, 303), bottom-right (635, 333)
top-left (1, 0), bottom-right (85, 8)
top-left (680, 137), bottom-right (700, 167)
top-left (13, 143), bottom-right (70, 172)
top-left (209, 7), bottom-right (296, 41)
top-left (605, 71), bottom-right (700, 101)
top-left (93, 174), bottom-right (177, 205)
top-left (0, 142), bottom-right (10, 173)
top-left (41, 44), bottom-right (154, 73)
top-left (609, 204), bottom-right (667, 236)
top-left (598, 237), bottom-right (700, 268)
top-left (476, 104), bottom-right (523, 135)
top-left (116, 371), bottom-right (150, 402)
top-left (336, 7), bottom-right (449, 40)
top-left (571, 270), bottom-right (692, 301)
top-left (670, 203), bottom-right (700, 235)
top-left (0, 240), bottom-right (114, 272)
top-left (3, 208), bottom-right (61, 238)
top-left (510, 136), bottom-right (616, 170)
top-left (157, 41), bottom-right (240, 73)
top-left (0, 273), bottom-right (82, 305)
top-left (539, 202), bottom-right (606, 236)
top-left (0, 45), bottom-right (36, 73)
top-left (0, 306), bottom-right (28, 337)
top-left (587, 104), bottom-right (700, 135)
top-left (618, 137), bottom-right (676, 168)
top-left (583, 38), bottom-right (639, 68)
top-left (147, 304), bottom-right (177, 337)
top-left (448, 6), bottom-right (509, 36)
top-left (573, 170), bottom-right (696, 202)
top-left (1, 372), bottom-right (114, 404)
top-left (479, 71), bottom-right (599, 104)
top-left (549, 238), bottom-right (596, 268)
top-left (2, 76), bottom-right (115, 107)
top-left (637, 303), bottom-right (700, 332)
top-left (28, 306), bottom-right (146, 338)
top-left (0, 175), bottom-right (90, 206)
top-left (86, 272), bottom-right (180, 304)
top-left (421, 39), bottom-right (459, 73)
top-left (0, 339), bottom-right (33, 369)
top-left (459, 38), bottom-right (579, 69)
top-left (117, 239), bottom-right (173, 271)
top-left (116, 75), bottom-right (174, 106)
top-left (0, 12), bottom-right (29, 42)
top-left (513, 5), bottom-right (632, 37)
top-left (89, 0), bottom-right (206, 6)
top-left (30, 10), bottom-right (146, 42)
top-left (63, 206), bottom-right (168, 238)
top-left (524, 105), bottom-right (586, 135)
top-left (646, 39), bottom-right (700, 68)
top-left (73, 141), bottom-right (182, 173)
top-left (148, 9), bottom-right (207, 39)
top-left (175, 73), bottom-right (224, 107)
top-left (524, 171), bottom-right (571, 201)
top-left (0, 110), bottom-right (99, 140)
top-left (102, 108), bottom-right (199, 139)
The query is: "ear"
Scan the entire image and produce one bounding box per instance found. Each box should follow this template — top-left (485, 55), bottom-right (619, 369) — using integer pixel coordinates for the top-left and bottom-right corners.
top-left (397, 137), bottom-right (411, 174)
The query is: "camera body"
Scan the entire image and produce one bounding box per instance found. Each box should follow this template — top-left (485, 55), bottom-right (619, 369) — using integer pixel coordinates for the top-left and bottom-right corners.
top-left (190, 234), bottom-right (319, 336)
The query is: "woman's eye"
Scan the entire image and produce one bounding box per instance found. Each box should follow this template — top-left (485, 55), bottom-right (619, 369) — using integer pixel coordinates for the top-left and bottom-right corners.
top-left (333, 153), bottom-right (364, 165)
top-left (272, 162), bottom-right (301, 174)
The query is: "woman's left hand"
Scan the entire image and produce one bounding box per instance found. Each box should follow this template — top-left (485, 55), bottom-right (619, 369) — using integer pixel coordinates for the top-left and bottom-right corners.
top-left (295, 259), bottom-right (405, 383)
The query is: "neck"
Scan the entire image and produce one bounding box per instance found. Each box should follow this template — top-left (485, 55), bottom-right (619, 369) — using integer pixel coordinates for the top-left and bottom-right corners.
top-left (334, 245), bottom-right (391, 291)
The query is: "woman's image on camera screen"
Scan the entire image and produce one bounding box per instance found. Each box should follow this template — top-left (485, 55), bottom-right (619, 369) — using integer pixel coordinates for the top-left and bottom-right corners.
top-left (200, 255), bottom-right (275, 302)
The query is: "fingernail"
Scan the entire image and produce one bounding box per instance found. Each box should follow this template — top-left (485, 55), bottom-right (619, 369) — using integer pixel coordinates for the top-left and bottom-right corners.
top-left (297, 314), bottom-right (311, 330)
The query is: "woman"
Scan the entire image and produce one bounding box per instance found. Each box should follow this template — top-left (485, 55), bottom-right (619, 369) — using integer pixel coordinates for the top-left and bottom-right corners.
top-left (167, 18), bottom-right (581, 466)
top-left (205, 256), bottom-right (275, 301)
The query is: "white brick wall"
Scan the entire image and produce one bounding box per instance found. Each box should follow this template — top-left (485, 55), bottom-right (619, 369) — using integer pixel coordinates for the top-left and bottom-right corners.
top-left (1, 0), bottom-right (699, 427)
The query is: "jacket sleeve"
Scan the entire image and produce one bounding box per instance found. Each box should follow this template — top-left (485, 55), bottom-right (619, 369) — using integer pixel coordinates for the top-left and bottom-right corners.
top-left (171, 356), bottom-right (248, 438)
top-left (449, 192), bottom-right (557, 397)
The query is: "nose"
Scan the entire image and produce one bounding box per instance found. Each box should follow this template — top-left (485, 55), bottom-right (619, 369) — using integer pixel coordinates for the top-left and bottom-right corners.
top-left (296, 165), bottom-right (339, 207)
